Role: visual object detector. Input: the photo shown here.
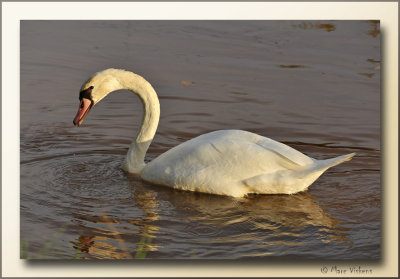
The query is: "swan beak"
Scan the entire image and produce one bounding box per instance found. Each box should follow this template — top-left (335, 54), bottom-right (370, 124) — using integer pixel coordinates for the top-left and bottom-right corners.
top-left (73, 98), bottom-right (93, 127)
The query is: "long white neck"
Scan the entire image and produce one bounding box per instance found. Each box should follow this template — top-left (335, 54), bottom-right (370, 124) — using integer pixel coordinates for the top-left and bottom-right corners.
top-left (91, 69), bottom-right (160, 174)
top-left (121, 71), bottom-right (160, 174)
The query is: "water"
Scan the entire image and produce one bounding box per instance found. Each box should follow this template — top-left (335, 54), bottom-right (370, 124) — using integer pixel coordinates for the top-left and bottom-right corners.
top-left (20, 20), bottom-right (380, 259)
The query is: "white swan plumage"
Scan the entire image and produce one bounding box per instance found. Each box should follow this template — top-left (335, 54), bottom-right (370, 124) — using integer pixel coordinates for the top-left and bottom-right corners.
top-left (73, 68), bottom-right (355, 198)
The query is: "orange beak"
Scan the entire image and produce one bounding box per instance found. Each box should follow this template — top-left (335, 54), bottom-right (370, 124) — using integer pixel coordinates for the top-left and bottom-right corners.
top-left (73, 98), bottom-right (93, 126)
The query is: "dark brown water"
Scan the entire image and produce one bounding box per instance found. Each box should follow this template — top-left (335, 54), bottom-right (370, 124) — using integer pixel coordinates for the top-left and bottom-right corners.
top-left (20, 20), bottom-right (380, 259)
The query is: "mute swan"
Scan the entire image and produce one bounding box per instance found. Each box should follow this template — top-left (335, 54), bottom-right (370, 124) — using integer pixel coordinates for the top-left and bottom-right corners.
top-left (73, 69), bottom-right (355, 197)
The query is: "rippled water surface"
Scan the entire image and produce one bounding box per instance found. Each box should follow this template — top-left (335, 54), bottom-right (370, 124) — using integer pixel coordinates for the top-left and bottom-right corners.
top-left (20, 21), bottom-right (380, 259)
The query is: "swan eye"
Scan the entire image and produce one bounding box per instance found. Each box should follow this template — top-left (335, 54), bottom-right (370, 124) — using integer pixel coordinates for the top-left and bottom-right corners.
top-left (80, 102), bottom-right (84, 109)
top-left (79, 86), bottom-right (94, 101)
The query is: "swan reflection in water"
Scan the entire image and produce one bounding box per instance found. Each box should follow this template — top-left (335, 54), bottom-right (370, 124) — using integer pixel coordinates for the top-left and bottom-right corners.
top-left (71, 183), bottom-right (161, 259)
top-left (71, 178), bottom-right (348, 259)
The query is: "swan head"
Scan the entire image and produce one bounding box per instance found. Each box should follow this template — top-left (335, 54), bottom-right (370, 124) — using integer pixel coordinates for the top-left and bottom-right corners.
top-left (73, 85), bottom-right (94, 126)
top-left (73, 69), bottom-right (122, 126)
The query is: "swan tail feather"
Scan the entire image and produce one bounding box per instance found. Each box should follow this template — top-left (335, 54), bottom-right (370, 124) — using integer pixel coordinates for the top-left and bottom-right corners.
top-left (299, 152), bottom-right (356, 178)
top-left (242, 153), bottom-right (355, 195)
top-left (313, 152), bottom-right (356, 172)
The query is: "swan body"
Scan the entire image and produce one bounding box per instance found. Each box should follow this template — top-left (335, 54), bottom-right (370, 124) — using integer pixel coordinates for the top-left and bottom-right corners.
top-left (73, 69), bottom-right (355, 198)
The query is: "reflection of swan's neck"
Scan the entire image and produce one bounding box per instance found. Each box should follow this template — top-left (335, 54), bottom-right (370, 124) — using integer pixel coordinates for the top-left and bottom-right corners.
top-left (117, 71), bottom-right (160, 173)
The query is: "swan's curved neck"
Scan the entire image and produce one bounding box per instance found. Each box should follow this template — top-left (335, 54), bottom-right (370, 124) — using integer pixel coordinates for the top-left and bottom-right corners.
top-left (109, 71), bottom-right (160, 174)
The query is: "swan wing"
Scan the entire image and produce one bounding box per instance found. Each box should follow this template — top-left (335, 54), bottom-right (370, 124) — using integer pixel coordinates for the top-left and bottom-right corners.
top-left (141, 130), bottom-right (314, 196)
top-left (191, 130), bottom-right (315, 167)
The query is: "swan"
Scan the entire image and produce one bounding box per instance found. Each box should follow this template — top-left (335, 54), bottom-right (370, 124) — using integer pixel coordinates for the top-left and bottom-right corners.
top-left (73, 68), bottom-right (355, 197)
